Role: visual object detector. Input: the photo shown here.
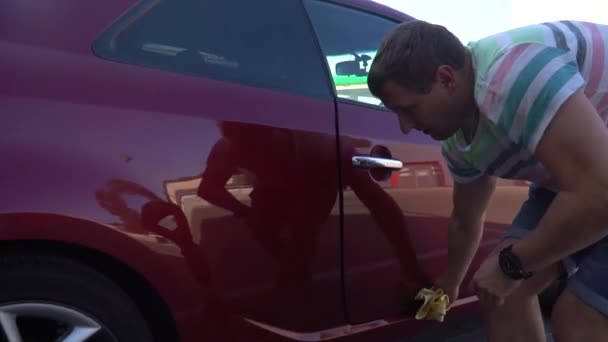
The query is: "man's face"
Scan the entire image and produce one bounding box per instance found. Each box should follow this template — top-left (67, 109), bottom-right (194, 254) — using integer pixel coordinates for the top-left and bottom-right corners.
top-left (380, 66), bottom-right (468, 141)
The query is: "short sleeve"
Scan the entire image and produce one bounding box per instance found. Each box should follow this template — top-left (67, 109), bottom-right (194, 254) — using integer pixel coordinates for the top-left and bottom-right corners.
top-left (481, 43), bottom-right (586, 153)
top-left (440, 143), bottom-right (482, 184)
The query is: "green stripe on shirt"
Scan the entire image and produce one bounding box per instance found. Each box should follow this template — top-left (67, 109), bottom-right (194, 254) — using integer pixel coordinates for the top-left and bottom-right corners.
top-left (522, 61), bottom-right (580, 146)
top-left (468, 38), bottom-right (503, 77)
top-left (506, 25), bottom-right (547, 46)
top-left (447, 164), bottom-right (480, 177)
top-left (498, 47), bottom-right (569, 132)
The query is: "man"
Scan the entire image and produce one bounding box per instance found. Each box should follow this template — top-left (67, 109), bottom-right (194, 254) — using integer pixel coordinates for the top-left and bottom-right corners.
top-left (368, 20), bottom-right (608, 341)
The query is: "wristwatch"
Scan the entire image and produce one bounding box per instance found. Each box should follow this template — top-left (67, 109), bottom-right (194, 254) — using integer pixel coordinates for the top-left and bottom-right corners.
top-left (498, 245), bottom-right (533, 280)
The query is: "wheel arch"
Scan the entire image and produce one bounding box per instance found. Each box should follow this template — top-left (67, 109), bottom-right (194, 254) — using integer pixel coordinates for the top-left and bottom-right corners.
top-left (0, 239), bottom-right (180, 342)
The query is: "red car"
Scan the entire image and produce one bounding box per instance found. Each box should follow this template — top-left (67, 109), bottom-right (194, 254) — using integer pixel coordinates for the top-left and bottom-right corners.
top-left (0, 0), bottom-right (557, 341)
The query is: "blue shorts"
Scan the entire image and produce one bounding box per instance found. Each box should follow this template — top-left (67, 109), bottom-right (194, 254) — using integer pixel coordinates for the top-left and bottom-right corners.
top-left (505, 184), bottom-right (608, 317)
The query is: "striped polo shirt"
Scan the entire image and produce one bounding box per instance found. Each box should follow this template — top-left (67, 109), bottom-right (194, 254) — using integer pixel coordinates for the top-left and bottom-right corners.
top-left (441, 20), bottom-right (608, 188)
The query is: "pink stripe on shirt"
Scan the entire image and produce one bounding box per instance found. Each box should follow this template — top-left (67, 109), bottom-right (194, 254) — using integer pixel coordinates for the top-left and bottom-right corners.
top-left (584, 22), bottom-right (605, 99)
top-left (480, 44), bottom-right (529, 114)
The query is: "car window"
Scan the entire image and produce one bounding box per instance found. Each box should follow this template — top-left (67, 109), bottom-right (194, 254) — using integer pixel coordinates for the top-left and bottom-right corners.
top-left (93, 0), bottom-right (332, 99)
top-left (304, 0), bottom-right (400, 107)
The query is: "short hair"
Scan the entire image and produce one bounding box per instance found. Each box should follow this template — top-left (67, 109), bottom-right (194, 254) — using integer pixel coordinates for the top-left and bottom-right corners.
top-left (368, 20), bottom-right (466, 97)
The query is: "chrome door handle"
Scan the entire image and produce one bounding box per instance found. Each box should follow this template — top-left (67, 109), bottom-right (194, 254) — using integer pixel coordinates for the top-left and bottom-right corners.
top-left (351, 156), bottom-right (403, 170)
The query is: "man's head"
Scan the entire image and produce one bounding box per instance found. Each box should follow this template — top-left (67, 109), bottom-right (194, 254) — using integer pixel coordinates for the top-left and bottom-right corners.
top-left (368, 20), bottom-right (474, 141)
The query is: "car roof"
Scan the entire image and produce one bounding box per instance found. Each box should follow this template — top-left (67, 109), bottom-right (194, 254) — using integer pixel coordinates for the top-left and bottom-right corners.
top-left (1, 0), bottom-right (413, 56)
top-left (327, 0), bottom-right (414, 22)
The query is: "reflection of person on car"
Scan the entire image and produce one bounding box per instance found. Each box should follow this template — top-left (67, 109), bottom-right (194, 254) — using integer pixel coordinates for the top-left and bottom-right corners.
top-left (143, 201), bottom-right (235, 340)
top-left (96, 179), bottom-right (212, 285)
top-left (139, 194), bottom-right (239, 341)
top-left (96, 179), bottom-right (163, 232)
top-left (95, 179), bottom-right (236, 340)
top-left (198, 121), bottom-right (428, 298)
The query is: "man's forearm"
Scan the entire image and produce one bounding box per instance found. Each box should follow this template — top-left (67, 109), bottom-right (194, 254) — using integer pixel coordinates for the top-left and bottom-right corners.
top-left (445, 217), bottom-right (485, 285)
top-left (514, 190), bottom-right (608, 272)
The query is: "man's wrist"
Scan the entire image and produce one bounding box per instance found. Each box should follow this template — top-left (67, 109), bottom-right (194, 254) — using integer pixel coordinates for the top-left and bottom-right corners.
top-left (511, 238), bottom-right (538, 271)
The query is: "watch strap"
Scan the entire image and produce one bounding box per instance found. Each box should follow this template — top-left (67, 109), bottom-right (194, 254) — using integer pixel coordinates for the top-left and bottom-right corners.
top-left (499, 245), bottom-right (533, 280)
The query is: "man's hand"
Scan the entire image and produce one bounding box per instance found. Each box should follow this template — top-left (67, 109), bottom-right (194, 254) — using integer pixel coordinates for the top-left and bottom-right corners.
top-left (472, 253), bottom-right (522, 307)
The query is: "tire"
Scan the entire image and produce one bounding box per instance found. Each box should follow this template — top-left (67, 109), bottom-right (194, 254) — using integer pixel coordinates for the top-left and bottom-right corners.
top-left (0, 250), bottom-right (154, 342)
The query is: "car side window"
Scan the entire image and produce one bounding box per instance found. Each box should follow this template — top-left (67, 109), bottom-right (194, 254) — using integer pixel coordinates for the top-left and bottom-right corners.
top-left (304, 0), bottom-right (399, 107)
top-left (93, 0), bottom-right (332, 99)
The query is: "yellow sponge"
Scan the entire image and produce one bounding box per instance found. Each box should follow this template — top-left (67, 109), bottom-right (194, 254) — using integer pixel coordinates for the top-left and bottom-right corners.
top-left (415, 288), bottom-right (450, 322)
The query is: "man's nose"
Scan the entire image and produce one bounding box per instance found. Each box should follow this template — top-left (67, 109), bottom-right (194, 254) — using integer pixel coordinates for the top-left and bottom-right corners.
top-left (398, 115), bottom-right (415, 134)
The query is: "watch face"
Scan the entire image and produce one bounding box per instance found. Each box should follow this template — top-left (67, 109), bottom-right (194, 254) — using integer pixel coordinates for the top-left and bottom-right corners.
top-left (499, 250), bottom-right (521, 278)
top-left (499, 246), bottom-right (533, 280)
top-left (502, 255), bottom-right (516, 272)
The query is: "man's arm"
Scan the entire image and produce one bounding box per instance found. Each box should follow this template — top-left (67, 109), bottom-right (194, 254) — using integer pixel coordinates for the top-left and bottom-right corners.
top-left (198, 138), bottom-right (250, 218)
top-left (444, 175), bottom-right (496, 286)
top-left (514, 90), bottom-right (608, 271)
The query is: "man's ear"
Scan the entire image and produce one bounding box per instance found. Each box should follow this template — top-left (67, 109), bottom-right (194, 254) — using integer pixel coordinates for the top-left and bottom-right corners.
top-left (435, 65), bottom-right (457, 91)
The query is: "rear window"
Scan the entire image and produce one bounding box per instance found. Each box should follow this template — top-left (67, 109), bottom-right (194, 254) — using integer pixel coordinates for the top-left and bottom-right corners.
top-left (93, 0), bottom-right (332, 99)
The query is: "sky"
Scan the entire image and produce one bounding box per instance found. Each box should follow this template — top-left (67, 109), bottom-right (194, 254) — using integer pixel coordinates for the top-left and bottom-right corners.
top-left (375, 0), bottom-right (608, 44)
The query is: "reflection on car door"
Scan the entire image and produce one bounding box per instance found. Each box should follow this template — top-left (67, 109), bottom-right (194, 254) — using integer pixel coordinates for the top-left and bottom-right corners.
top-left (92, 0), bottom-right (347, 337)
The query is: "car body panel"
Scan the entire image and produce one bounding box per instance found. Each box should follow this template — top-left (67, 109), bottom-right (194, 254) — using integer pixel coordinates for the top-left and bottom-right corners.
top-left (2, 0), bottom-right (344, 339)
top-left (0, 0), bottom-right (530, 340)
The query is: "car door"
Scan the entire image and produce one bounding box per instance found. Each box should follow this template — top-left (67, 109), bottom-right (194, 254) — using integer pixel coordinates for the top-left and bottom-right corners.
top-left (87, 0), bottom-right (346, 337)
top-left (304, 0), bottom-right (530, 324)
